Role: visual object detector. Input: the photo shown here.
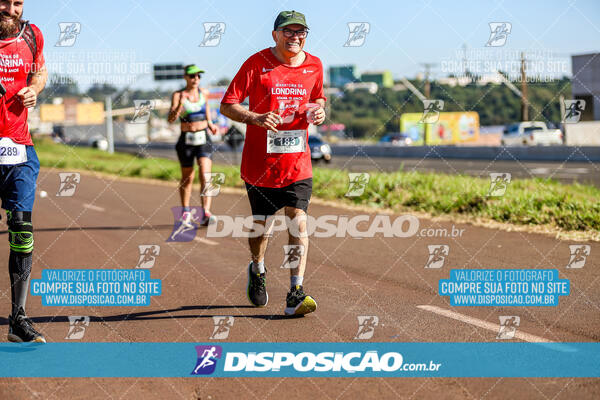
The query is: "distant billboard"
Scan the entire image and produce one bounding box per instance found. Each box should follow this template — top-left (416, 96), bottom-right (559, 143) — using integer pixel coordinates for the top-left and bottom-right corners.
top-left (400, 112), bottom-right (479, 145)
top-left (399, 113), bottom-right (426, 145)
top-left (40, 104), bottom-right (65, 123)
top-left (76, 102), bottom-right (105, 125)
top-left (153, 64), bottom-right (184, 81)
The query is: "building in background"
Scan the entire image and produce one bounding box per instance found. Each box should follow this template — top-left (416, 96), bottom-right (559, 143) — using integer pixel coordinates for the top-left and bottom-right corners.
top-left (329, 65), bottom-right (359, 88)
top-left (361, 70), bottom-right (393, 88)
top-left (571, 53), bottom-right (599, 121)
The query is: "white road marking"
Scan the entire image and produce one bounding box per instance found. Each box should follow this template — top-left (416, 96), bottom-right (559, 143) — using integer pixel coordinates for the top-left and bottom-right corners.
top-left (417, 305), bottom-right (554, 343)
top-left (83, 203), bottom-right (105, 212)
top-left (194, 237), bottom-right (219, 246)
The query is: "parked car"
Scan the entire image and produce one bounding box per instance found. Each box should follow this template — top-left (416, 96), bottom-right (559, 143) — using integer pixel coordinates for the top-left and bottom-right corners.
top-left (308, 135), bottom-right (332, 163)
top-left (379, 133), bottom-right (412, 146)
top-left (501, 122), bottom-right (563, 146)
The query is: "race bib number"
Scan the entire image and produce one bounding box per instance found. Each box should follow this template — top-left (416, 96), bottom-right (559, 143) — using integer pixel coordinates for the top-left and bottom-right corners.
top-left (266, 130), bottom-right (306, 154)
top-left (185, 130), bottom-right (207, 146)
top-left (0, 138), bottom-right (27, 165)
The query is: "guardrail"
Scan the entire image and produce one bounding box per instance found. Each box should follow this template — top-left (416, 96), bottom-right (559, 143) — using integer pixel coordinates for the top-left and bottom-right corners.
top-left (109, 141), bottom-right (600, 162)
top-left (329, 144), bottom-right (600, 162)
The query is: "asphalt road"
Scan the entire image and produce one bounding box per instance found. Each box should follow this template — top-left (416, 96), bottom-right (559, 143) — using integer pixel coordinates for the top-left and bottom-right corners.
top-left (120, 145), bottom-right (600, 187)
top-left (0, 169), bottom-right (598, 399)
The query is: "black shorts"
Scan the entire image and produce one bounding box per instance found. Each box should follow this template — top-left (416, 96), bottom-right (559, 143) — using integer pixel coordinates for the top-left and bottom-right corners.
top-left (175, 132), bottom-right (214, 167)
top-left (245, 178), bottom-right (312, 217)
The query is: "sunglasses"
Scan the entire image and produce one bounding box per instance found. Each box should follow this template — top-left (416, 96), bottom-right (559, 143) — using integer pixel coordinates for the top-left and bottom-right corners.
top-left (278, 28), bottom-right (309, 39)
top-left (186, 73), bottom-right (201, 79)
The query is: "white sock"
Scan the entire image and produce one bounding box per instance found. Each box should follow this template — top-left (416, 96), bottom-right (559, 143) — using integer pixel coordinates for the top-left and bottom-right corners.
top-left (251, 261), bottom-right (265, 274)
top-left (291, 275), bottom-right (303, 288)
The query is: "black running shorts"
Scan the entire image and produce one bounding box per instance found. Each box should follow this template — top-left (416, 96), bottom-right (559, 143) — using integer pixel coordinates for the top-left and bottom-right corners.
top-left (245, 178), bottom-right (312, 218)
top-left (175, 132), bottom-right (214, 167)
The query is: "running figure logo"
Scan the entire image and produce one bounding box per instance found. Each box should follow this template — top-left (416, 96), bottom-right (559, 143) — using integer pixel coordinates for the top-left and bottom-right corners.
top-left (486, 22), bottom-right (512, 47)
top-left (344, 22), bottom-right (370, 47)
top-left (425, 245), bottom-right (449, 269)
top-left (191, 345), bottom-right (222, 375)
top-left (566, 245), bottom-right (590, 269)
top-left (168, 206), bottom-right (203, 242)
top-left (281, 245), bottom-right (304, 269)
top-left (562, 99), bottom-right (586, 124)
top-left (210, 316), bottom-right (234, 340)
top-left (497, 316), bottom-right (520, 339)
top-left (131, 100), bottom-right (155, 124)
top-left (200, 23), bottom-right (226, 47)
top-left (55, 22), bottom-right (81, 47)
top-left (420, 100), bottom-right (444, 124)
top-left (65, 316), bottom-right (90, 340)
top-left (345, 173), bottom-right (370, 197)
top-left (56, 172), bottom-right (80, 197)
top-left (354, 316), bottom-right (379, 339)
top-left (136, 245), bottom-right (160, 269)
top-left (201, 173), bottom-right (226, 197)
top-left (487, 173), bottom-right (511, 197)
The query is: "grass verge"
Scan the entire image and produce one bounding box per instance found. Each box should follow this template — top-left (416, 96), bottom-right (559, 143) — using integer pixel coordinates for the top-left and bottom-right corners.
top-left (35, 138), bottom-right (600, 236)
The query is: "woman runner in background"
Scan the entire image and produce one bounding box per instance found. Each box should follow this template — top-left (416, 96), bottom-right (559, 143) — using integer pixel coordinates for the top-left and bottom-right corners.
top-left (168, 64), bottom-right (218, 225)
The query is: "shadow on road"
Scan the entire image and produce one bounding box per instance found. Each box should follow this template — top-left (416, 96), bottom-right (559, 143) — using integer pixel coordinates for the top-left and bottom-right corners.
top-left (0, 225), bottom-right (175, 235)
top-left (0, 305), bottom-right (302, 326)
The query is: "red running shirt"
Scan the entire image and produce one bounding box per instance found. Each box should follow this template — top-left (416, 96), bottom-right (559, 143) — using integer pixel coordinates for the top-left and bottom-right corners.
top-left (222, 48), bottom-right (326, 188)
top-left (0, 23), bottom-right (45, 146)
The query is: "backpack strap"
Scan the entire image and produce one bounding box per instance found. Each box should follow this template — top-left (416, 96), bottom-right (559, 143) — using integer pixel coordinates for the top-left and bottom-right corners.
top-left (21, 22), bottom-right (38, 84)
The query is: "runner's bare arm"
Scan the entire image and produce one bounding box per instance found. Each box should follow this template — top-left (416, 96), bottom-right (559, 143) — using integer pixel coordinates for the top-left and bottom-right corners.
top-left (220, 103), bottom-right (282, 132)
top-left (168, 91), bottom-right (183, 123)
top-left (17, 66), bottom-right (47, 108)
top-left (202, 89), bottom-right (218, 134)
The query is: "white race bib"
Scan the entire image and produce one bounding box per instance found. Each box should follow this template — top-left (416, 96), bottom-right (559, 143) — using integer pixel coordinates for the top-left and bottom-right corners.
top-left (266, 130), bottom-right (306, 154)
top-left (185, 130), bottom-right (207, 146)
top-left (0, 138), bottom-right (27, 165)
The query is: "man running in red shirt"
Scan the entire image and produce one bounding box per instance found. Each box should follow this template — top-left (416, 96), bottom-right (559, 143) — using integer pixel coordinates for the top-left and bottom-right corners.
top-left (0, 0), bottom-right (47, 342)
top-left (221, 10), bottom-right (326, 316)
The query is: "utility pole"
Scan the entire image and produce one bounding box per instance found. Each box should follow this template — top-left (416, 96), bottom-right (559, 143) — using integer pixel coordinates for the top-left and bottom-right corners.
top-left (420, 63), bottom-right (436, 99)
top-left (462, 43), bottom-right (468, 78)
top-left (520, 52), bottom-right (528, 121)
top-left (105, 96), bottom-right (114, 154)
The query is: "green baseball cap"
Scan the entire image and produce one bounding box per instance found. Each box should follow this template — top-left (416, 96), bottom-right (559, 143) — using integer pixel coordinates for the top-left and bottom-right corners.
top-left (184, 64), bottom-right (205, 75)
top-left (274, 10), bottom-right (308, 30)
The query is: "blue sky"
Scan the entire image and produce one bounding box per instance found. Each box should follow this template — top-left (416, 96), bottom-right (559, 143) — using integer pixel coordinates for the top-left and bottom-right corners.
top-left (26, 0), bottom-right (600, 89)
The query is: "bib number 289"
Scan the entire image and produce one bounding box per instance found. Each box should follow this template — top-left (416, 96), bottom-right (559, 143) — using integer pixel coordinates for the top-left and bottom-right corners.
top-left (0, 146), bottom-right (19, 156)
top-left (0, 138), bottom-right (27, 165)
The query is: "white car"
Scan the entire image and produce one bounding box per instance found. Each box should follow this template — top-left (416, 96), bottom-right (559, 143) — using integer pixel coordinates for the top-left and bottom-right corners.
top-left (501, 122), bottom-right (563, 146)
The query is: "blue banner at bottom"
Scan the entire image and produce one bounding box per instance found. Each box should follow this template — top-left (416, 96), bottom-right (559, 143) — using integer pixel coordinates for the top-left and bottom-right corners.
top-left (0, 342), bottom-right (598, 377)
